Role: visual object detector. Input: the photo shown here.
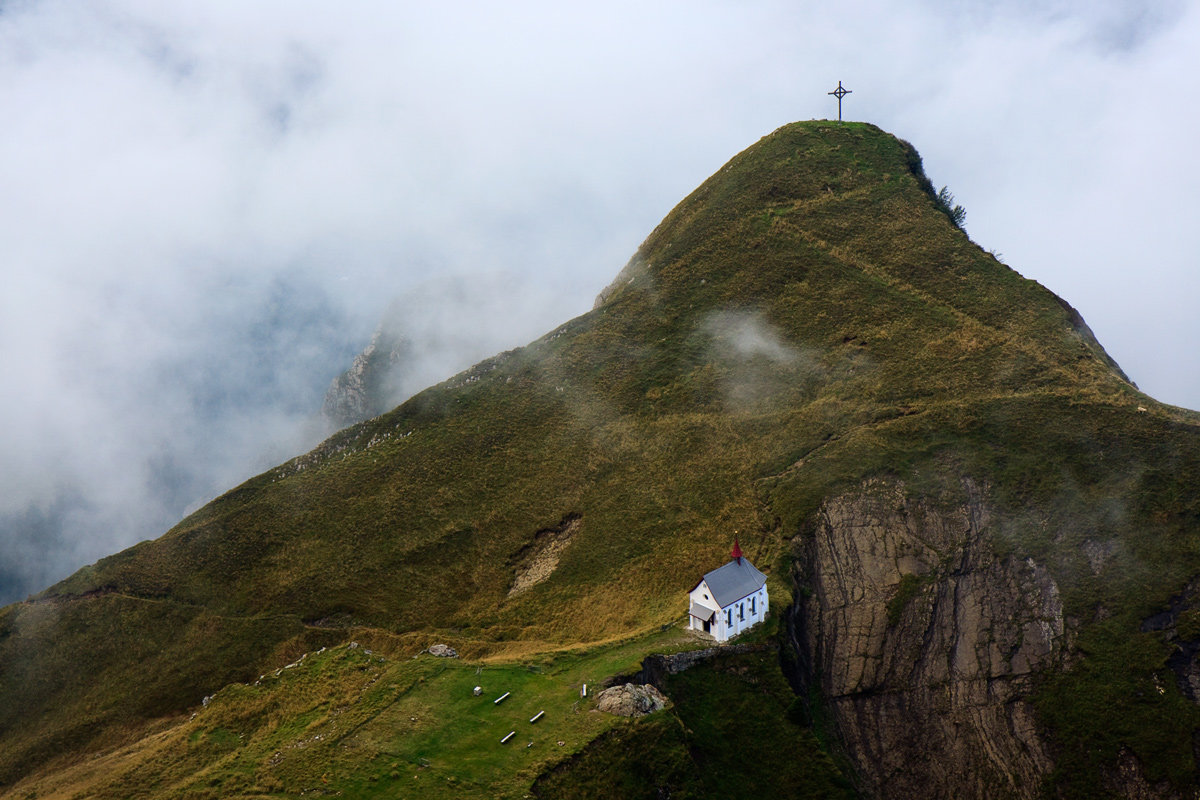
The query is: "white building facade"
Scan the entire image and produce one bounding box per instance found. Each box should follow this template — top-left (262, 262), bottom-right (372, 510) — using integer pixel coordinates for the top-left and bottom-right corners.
top-left (687, 547), bottom-right (768, 642)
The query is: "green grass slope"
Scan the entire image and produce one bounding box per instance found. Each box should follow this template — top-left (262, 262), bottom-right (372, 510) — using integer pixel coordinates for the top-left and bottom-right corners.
top-left (531, 646), bottom-right (855, 800)
top-left (2, 121), bottom-right (1199, 797)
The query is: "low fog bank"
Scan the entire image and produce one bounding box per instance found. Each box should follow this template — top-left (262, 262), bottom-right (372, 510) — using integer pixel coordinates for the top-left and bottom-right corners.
top-left (0, 272), bottom-right (360, 603)
top-left (0, 266), bottom-right (609, 605)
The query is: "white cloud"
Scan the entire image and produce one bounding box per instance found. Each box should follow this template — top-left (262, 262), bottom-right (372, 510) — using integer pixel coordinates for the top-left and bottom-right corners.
top-left (0, 0), bottom-right (1197, 600)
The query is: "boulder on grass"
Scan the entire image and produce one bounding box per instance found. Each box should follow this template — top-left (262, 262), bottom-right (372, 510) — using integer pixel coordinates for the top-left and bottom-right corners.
top-left (595, 683), bottom-right (668, 717)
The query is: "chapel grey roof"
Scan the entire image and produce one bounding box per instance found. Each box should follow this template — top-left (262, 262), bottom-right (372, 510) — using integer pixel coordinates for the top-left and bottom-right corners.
top-left (700, 558), bottom-right (766, 608)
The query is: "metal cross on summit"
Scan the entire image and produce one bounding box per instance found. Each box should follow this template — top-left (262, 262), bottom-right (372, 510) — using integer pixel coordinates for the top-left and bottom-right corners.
top-left (828, 81), bottom-right (852, 122)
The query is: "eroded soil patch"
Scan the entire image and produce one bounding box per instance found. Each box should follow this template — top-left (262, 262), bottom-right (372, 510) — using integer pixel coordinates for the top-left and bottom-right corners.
top-left (508, 514), bottom-right (581, 596)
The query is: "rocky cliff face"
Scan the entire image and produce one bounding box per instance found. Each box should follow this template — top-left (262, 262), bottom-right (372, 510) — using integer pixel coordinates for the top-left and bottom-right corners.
top-left (322, 275), bottom-right (531, 430)
top-left (790, 478), bottom-right (1068, 799)
top-left (321, 323), bottom-right (411, 429)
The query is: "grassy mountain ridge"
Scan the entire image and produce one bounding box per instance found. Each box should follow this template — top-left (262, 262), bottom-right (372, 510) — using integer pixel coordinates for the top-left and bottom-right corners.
top-left (3, 121), bottom-right (1199, 797)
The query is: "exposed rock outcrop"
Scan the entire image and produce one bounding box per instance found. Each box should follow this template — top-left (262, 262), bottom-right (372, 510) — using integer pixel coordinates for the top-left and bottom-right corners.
top-left (1107, 747), bottom-right (1188, 800)
top-left (790, 478), bottom-right (1068, 800)
top-left (322, 323), bottom-right (412, 429)
top-left (324, 275), bottom-right (549, 430)
top-left (595, 683), bottom-right (668, 717)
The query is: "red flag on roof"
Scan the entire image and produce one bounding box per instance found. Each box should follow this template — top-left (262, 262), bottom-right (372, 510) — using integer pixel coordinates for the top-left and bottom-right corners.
top-left (731, 537), bottom-right (743, 563)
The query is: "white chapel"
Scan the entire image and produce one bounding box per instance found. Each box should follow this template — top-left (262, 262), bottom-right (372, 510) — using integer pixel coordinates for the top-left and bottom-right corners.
top-left (687, 539), bottom-right (768, 642)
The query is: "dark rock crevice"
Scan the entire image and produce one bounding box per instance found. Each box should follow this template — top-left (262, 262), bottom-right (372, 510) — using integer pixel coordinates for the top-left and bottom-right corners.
top-left (1140, 577), bottom-right (1200, 703)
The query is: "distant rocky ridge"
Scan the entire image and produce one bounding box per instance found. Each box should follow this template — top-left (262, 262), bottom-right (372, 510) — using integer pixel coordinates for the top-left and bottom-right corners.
top-left (321, 313), bottom-right (412, 429)
top-left (322, 276), bottom-right (542, 429)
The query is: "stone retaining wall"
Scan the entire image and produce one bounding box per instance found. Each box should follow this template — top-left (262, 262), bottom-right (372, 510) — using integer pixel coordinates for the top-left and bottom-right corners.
top-left (606, 642), bottom-right (773, 690)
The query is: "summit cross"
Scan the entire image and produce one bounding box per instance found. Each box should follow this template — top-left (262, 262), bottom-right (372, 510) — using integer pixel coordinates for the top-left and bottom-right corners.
top-left (828, 81), bottom-right (852, 122)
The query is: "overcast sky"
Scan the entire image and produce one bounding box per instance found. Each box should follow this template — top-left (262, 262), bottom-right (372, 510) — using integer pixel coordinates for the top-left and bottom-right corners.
top-left (1, 0), bottom-right (1197, 603)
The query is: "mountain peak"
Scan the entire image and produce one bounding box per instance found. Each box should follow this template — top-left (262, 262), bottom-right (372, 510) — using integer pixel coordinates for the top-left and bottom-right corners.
top-left (585, 120), bottom-right (1131, 422)
top-left (597, 121), bottom-right (933, 305)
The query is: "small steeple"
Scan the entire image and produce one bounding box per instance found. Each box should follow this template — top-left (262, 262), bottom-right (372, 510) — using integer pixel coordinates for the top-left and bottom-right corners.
top-left (731, 537), bottom-right (743, 564)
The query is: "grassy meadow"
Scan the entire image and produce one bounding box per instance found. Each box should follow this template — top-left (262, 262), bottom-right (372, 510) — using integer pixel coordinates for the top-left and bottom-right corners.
top-left (6, 608), bottom-right (852, 800)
